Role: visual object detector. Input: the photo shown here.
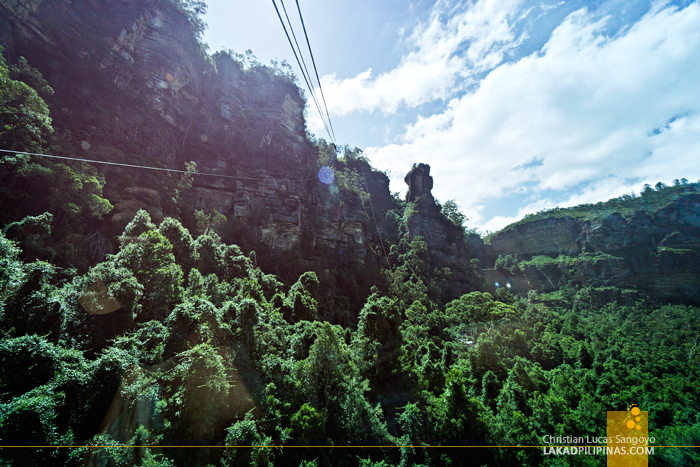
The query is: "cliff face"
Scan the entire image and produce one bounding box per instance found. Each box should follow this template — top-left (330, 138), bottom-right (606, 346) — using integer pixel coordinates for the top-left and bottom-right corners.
top-left (473, 194), bottom-right (700, 304)
top-left (0, 0), bottom-right (373, 259)
top-left (0, 0), bottom-right (487, 313)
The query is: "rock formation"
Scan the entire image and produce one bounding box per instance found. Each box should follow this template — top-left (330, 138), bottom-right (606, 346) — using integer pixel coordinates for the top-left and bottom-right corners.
top-left (471, 193), bottom-right (700, 304)
top-left (404, 163), bottom-right (474, 296)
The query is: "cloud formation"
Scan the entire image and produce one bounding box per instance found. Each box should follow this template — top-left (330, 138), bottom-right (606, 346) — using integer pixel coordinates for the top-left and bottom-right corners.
top-left (306, 0), bottom-right (524, 127)
top-left (363, 2), bottom-right (700, 231)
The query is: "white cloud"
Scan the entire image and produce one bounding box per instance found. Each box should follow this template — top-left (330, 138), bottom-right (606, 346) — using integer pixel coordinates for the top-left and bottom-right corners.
top-left (306, 0), bottom-right (524, 130)
top-left (479, 177), bottom-right (641, 232)
top-left (364, 2), bottom-right (700, 230)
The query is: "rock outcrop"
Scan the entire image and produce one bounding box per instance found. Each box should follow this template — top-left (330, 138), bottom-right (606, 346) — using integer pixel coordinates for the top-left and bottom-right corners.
top-left (404, 163), bottom-right (474, 296)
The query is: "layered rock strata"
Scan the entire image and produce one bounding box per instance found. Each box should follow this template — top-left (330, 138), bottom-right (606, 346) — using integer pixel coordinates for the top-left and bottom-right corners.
top-left (0, 0), bottom-right (374, 259)
top-left (472, 194), bottom-right (700, 304)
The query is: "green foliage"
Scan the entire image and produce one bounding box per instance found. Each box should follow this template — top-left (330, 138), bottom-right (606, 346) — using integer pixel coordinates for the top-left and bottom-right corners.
top-left (0, 385), bottom-right (75, 465)
top-left (315, 138), bottom-right (337, 166)
top-left (355, 295), bottom-right (403, 392)
top-left (222, 412), bottom-right (275, 467)
top-left (441, 199), bottom-right (467, 227)
top-left (8, 56), bottom-right (54, 99)
top-left (0, 54), bottom-right (52, 151)
top-left (0, 57), bottom-right (111, 236)
top-left (167, 161), bottom-right (196, 216)
top-left (171, 0), bottom-right (208, 40)
top-left (87, 426), bottom-right (176, 466)
top-left (195, 207), bottom-right (227, 236)
top-left (334, 166), bottom-right (370, 205)
top-left (0, 249), bottom-right (63, 339)
top-left (54, 163), bottom-right (112, 219)
top-left (116, 229), bottom-right (184, 321)
top-left (1, 160), bottom-right (699, 467)
top-left (284, 271), bottom-right (319, 322)
top-left (0, 156), bottom-right (112, 252)
top-left (0, 335), bottom-right (82, 402)
top-left (2, 212), bottom-right (54, 261)
top-left (111, 320), bottom-right (169, 366)
top-left (495, 253), bottom-right (519, 274)
top-left (158, 216), bottom-right (197, 273)
top-left (296, 322), bottom-right (351, 415)
top-left (444, 291), bottom-right (518, 324)
top-left (213, 49), bottom-right (298, 85)
top-left (165, 296), bottom-right (229, 354)
top-left (397, 402), bottom-right (428, 467)
top-left (160, 342), bottom-right (232, 441)
top-left (291, 403), bottom-right (330, 446)
top-left (121, 209), bottom-right (156, 240)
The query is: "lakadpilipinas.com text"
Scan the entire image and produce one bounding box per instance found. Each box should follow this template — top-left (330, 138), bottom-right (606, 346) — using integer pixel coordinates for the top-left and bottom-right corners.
top-left (541, 435), bottom-right (655, 456)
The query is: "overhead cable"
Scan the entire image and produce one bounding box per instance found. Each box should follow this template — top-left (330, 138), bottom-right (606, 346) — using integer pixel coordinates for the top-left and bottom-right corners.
top-left (271, 0), bottom-right (334, 144)
top-left (0, 148), bottom-right (317, 182)
top-left (279, 0), bottom-right (333, 142)
top-left (295, 0), bottom-right (336, 143)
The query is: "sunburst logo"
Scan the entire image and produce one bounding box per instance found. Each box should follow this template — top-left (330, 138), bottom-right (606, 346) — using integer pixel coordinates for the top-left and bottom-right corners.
top-left (624, 404), bottom-right (642, 430)
top-left (607, 404), bottom-right (650, 466)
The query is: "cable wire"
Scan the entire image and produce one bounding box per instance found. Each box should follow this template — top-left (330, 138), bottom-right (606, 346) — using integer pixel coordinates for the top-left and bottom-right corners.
top-left (271, 0), bottom-right (334, 144)
top-left (0, 148), bottom-right (317, 183)
top-left (295, 0), bottom-right (336, 143)
top-left (279, 0), bottom-right (333, 143)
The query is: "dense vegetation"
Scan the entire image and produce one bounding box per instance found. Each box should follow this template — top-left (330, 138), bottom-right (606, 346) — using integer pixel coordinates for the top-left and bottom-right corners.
top-left (2, 211), bottom-right (699, 466)
top-left (1, 38), bottom-right (699, 467)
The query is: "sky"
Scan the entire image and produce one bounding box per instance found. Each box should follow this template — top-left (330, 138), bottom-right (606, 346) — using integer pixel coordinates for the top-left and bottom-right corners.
top-left (202, 0), bottom-right (700, 232)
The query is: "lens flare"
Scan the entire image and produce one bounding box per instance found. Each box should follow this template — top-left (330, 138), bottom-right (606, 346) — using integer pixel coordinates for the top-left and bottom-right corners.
top-left (318, 166), bottom-right (334, 184)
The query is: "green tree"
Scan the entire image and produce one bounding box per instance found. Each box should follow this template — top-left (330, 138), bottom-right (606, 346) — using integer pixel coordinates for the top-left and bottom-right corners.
top-left (284, 271), bottom-right (320, 322)
top-left (167, 161), bottom-right (196, 216)
top-left (195, 206), bottom-right (227, 236)
top-left (160, 343), bottom-right (232, 443)
top-left (434, 369), bottom-right (494, 466)
top-left (354, 295), bottom-right (403, 392)
top-left (441, 199), bottom-right (467, 228)
top-left (397, 403), bottom-right (427, 467)
top-left (222, 412), bottom-right (275, 467)
top-left (296, 322), bottom-right (351, 422)
top-left (0, 53), bottom-right (52, 151)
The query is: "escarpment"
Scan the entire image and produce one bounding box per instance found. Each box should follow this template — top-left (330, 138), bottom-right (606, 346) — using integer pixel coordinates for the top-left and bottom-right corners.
top-left (0, 0), bottom-right (315, 246)
top-left (471, 193), bottom-right (700, 304)
top-left (0, 0), bottom-right (380, 257)
top-left (0, 0), bottom-right (480, 310)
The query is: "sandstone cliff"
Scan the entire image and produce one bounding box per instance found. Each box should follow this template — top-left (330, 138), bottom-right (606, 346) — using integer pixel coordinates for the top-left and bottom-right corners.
top-left (0, 0), bottom-right (375, 257)
top-left (0, 0), bottom-right (479, 310)
top-left (472, 192), bottom-right (700, 304)
top-left (5, 0), bottom-right (695, 309)
top-left (404, 163), bottom-right (475, 297)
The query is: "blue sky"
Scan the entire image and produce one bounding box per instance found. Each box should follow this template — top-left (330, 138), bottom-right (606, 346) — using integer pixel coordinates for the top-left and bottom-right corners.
top-left (203, 0), bottom-right (700, 232)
